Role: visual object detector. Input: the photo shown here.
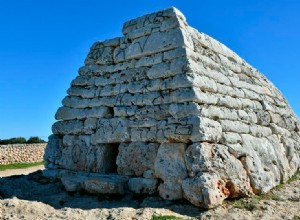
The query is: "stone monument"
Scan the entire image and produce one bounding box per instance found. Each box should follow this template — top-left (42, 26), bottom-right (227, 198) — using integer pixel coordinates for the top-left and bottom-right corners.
top-left (44, 7), bottom-right (300, 208)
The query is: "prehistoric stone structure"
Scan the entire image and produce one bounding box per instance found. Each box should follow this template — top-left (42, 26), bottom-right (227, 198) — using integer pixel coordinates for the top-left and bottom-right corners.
top-left (44, 7), bottom-right (300, 208)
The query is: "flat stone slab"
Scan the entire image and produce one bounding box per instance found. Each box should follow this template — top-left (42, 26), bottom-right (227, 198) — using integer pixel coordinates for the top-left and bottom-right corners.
top-left (52, 170), bottom-right (129, 195)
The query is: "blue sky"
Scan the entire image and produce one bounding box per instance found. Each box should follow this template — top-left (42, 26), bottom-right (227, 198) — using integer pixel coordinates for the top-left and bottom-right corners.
top-left (0, 0), bottom-right (299, 140)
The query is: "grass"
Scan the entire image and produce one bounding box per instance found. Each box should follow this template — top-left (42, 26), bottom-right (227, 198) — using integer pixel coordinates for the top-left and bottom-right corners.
top-left (151, 216), bottom-right (185, 220)
top-left (0, 161), bottom-right (45, 171)
top-left (288, 170), bottom-right (300, 184)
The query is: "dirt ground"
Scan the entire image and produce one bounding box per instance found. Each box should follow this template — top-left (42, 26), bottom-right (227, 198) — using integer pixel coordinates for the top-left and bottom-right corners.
top-left (0, 165), bottom-right (44, 177)
top-left (0, 168), bottom-right (300, 220)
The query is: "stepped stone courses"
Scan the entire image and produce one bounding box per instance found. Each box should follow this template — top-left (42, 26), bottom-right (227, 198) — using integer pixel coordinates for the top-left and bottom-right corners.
top-left (44, 7), bottom-right (300, 208)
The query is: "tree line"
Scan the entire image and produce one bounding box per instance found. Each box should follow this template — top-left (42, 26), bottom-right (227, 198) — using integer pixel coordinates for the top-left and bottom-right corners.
top-left (0, 137), bottom-right (47, 145)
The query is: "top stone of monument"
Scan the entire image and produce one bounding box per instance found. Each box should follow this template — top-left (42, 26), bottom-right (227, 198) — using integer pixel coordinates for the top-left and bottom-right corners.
top-left (122, 7), bottom-right (187, 35)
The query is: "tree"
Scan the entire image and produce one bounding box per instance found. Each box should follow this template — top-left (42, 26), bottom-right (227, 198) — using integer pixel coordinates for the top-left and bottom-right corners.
top-left (26, 136), bottom-right (46, 144)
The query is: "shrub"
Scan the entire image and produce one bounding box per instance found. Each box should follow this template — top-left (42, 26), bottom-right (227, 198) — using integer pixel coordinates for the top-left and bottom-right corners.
top-left (26, 136), bottom-right (46, 144)
top-left (0, 137), bottom-right (26, 145)
top-left (0, 136), bottom-right (46, 145)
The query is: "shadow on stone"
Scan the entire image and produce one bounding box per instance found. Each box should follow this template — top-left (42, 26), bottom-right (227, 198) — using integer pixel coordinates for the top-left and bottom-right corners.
top-left (0, 171), bottom-right (202, 217)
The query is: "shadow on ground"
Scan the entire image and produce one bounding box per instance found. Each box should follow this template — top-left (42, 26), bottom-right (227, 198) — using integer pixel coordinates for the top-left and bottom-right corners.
top-left (0, 171), bottom-right (202, 217)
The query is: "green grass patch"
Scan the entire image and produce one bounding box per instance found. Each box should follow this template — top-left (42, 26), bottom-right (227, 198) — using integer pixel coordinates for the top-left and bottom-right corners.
top-left (151, 216), bottom-right (185, 220)
top-left (288, 170), bottom-right (300, 183)
top-left (0, 161), bottom-right (45, 171)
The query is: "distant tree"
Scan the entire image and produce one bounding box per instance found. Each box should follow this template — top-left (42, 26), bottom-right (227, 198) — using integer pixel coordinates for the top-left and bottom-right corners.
top-left (26, 136), bottom-right (46, 144)
top-left (0, 136), bottom-right (46, 145)
top-left (0, 137), bottom-right (26, 145)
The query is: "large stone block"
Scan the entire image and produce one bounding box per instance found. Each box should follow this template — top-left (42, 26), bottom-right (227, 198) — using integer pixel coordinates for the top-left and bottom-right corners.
top-left (91, 118), bottom-right (130, 144)
top-left (154, 143), bottom-right (187, 200)
top-left (117, 142), bottom-right (159, 176)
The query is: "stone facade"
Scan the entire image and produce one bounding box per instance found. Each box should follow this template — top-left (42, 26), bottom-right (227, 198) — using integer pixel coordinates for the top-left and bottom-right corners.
top-left (0, 144), bottom-right (46, 165)
top-left (44, 7), bottom-right (300, 208)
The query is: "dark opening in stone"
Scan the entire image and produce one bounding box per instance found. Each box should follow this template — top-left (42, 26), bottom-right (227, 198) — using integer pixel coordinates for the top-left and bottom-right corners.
top-left (105, 143), bottom-right (119, 174)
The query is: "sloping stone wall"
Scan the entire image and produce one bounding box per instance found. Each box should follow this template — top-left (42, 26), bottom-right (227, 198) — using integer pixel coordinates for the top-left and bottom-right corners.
top-left (0, 144), bottom-right (46, 165)
top-left (44, 7), bottom-right (300, 208)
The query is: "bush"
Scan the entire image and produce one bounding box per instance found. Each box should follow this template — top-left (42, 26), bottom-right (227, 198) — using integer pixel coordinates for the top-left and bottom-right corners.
top-left (26, 136), bottom-right (46, 144)
top-left (0, 137), bottom-right (26, 145)
top-left (0, 136), bottom-right (46, 145)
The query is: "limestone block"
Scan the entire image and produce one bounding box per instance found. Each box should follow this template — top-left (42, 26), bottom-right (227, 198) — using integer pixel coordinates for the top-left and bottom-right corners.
top-left (182, 173), bottom-right (229, 208)
top-left (55, 106), bottom-right (111, 121)
top-left (91, 118), bottom-right (130, 144)
top-left (83, 175), bottom-right (129, 194)
top-left (270, 112), bottom-right (286, 128)
top-left (154, 143), bottom-right (187, 200)
top-left (61, 175), bottom-right (88, 192)
top-left (44, 135), bottom-right (63, 165)
top-left (62, 96), bottom-right (90, 109)
top-left (52, 120), bottom-right (84, 135)
top-left (201, 105), bottom-right (239, 121)
top-left (256, 110), bottom-right (271, 126)
top-left (239, 134), bottom-right (290, 193)
top-left (147, 57), bottom-right (188, 79)
top-left (158, 180), bottom-right (183, 200)
top-left (128, 178), bottom-right (158, 194)
top-left (135, 53), bottom-right (163, 67)
top-left (84, 118), bottom-right (98, 131)
top-left (220, 120), bottom-right (250, 134)
top-left (190, 117), bottom-right (222, 142)
top-left (67, 86), bottom-right (98, 99)
top-left (114, 28), bottom-right (191, 62)
top-left (71, 76), bottom-right (96, 86)
top-left (114, 106), bottom-right (137, 117)
top-left (85, 45), bottom-right (114, 65)
top-left (221, 132), bottom-right (242, 144)
top-left (117, 142), bottom-right (159, 176)
top-left (249, 125), bottom-right (272, 138)
top-left (100, 84), bottom-right (127, 97)
top-left (168, 103), bottom-right (200, 119)
top-left (94, 67), bottom-right (148, 86)
top-left (187, 73), bottom-right (218, 93)
top-left (122, 7), bottom-right (186, 35)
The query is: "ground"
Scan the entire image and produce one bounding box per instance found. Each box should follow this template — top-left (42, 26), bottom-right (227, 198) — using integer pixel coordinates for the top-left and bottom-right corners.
top-left (0, 167), bottom-right (299, 220)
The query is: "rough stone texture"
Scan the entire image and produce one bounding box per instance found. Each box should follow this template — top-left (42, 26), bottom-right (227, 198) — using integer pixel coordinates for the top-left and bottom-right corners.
top-left (1, 171), bottom-right (300, 219)
top-left (44, 7), bottom-right (300, 208)
top-left (0, 144), bottom-right (46, 165)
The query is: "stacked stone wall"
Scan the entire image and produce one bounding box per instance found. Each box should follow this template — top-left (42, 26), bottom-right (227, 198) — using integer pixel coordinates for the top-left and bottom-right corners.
top-left (0, 144), bottom-right (46, 165)
top-left (44, 7), bottom-right (300, 208)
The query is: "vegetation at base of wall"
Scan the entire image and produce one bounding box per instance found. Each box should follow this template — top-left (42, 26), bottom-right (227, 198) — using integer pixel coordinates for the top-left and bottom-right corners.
top-left (0, 136), bottom-right (46, 145)
top-left (0, 161), bottom-right (45, 171)
top-left (225, 169), bottom-right (300, 211)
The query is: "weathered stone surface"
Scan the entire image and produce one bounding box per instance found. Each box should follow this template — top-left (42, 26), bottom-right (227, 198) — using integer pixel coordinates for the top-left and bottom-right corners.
top-left (154, 143), bottom-right (187, 200)
top-left (55, 106), bottom-right (111, 120)
top-left (83, 175), bottom-right (128, 194)
top-left (182, 173), bottom-right (229, 208)
top-left (45, 7), bottom-right (300, 209)
top-left (117, 142), bottom-right (159, 176)
top-left (128, 178), bottom-right (158, 194)
top-left (184, 143), bottom-right (252, 203)
top-left (91, 118), bottom-right (130, 144)
top-left (0, 143), bottom-right (46, 165)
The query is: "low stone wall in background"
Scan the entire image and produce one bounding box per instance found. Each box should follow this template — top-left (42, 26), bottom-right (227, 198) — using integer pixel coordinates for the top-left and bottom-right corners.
top-left (0, 143), bottom-right (46, 165)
